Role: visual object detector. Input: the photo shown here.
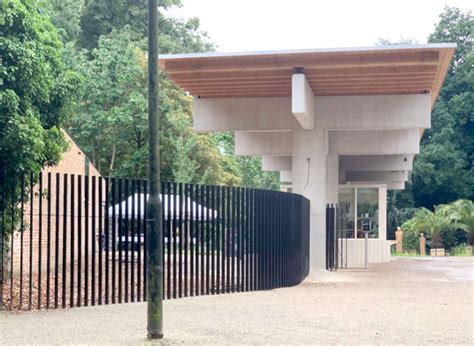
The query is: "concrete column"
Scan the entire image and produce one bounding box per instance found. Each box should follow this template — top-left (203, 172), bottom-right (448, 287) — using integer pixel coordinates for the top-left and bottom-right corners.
top-left (292, 129), bottom-right (327, 270)
top-left (326, 155), bottom-right (339, 205)
top-left (378, 186), bottom-right (387, 240)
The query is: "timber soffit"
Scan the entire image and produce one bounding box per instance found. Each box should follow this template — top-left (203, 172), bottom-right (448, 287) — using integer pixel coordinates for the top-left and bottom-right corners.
top-left (159, 43), bottom-right (456, 105)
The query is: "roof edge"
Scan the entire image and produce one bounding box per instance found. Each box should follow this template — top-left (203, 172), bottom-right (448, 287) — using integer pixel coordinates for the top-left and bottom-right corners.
top-left (159, 43), bottom-right (457, 60)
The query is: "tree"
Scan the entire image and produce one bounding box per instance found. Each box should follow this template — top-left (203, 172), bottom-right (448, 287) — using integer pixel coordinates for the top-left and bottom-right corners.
top-left (1, 0), bottom-right (79, 235)
top-left (444, 199), bottom-right (474, 244)
top-left (387, 7), bottom-right (473, 222)
top-left (410, 206), bottom-right (458, 248)
top-left (1, 0), bottom-right (75, 174)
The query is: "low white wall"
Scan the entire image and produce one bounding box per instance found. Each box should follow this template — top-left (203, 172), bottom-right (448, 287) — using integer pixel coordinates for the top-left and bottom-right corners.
top-left (338, 239), bottom-right (393, 268)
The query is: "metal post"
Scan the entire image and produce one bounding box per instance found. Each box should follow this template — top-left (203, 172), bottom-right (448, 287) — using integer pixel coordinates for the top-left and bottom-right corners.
top-left (147, 0), bottom-right (163, 339)
top-left (364, 231), bottom-right (368, 269)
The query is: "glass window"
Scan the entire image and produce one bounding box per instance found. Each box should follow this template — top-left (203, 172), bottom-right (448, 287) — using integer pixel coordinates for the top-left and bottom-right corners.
top-left (356, 188), bottom-right (379, 238)
top-left (338, 188), bottom-right (355, 238)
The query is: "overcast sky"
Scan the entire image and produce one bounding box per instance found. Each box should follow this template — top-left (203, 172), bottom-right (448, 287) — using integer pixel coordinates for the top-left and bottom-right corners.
top-left (166, 0), bottom-right (472, 52)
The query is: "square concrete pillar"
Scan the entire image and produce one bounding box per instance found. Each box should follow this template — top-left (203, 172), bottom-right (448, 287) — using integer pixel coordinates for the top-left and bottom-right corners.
top-left (292, 129), bottom-right (327, 270)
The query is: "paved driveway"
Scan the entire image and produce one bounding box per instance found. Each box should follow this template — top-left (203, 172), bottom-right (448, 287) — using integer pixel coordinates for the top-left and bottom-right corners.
top-left (1, 257), bottom-right (473, 345)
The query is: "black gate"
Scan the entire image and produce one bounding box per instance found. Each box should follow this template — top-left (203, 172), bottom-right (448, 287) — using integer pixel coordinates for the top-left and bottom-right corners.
top-left (1, 172), bottom-right (310, 311)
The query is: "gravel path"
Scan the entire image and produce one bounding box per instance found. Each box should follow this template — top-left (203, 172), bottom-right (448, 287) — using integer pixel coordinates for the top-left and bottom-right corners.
top-left (1, 257), bottom-right (473, 345)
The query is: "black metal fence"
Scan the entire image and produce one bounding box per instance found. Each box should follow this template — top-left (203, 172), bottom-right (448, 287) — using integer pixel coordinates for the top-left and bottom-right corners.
top-left (326, 204), bottom-right (350, 270)
top-left (325, 204), bottom-right (336, 271)
top-left (0, 172), bottom-right (310, 310)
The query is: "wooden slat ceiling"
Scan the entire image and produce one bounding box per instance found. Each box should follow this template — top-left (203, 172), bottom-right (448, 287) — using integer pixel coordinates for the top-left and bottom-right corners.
top-left (160, 44), bottom-right (455, 105)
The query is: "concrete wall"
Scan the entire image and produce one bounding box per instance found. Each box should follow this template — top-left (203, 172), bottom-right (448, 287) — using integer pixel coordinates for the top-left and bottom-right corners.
top-left (338, 239), bottom-right (393, 268)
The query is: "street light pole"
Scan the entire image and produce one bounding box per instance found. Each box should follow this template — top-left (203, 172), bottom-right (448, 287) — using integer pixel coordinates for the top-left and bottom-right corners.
top-left (146, 0), bottom-right (163, 339)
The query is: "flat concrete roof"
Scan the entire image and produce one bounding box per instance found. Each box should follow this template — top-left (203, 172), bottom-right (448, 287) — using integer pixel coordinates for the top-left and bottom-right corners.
top-left (160, 44), bottom-right (456, 105)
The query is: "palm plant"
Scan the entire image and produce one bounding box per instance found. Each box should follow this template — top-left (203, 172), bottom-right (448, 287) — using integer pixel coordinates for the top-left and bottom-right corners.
top-left (411, 206), bottom-right (458, 248)
top-left (444, 199), bottom-right (473, 244)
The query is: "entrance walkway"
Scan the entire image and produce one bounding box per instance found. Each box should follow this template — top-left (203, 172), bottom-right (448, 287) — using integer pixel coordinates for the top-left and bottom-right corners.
top-left (1, 257), bottom-right (473, 344)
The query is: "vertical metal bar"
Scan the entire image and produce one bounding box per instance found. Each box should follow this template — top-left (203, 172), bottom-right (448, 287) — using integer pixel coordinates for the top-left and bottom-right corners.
top-left (183, 183), bottom-right (188, 297)
top-left (172, 182), bottom-right (177, 299)
top-left (0, 173), bottom-right (6, 310)
top-left (111, 178), bottom-right (116, 304)
top-left (211, 185), bottom-right (216, 294)
top-left (249, 189), bottom-right (253, 291)
top-left (98, 177), bottom-right (103, 304)
top-left (236, 187), bottom-right (240, 292)
top-left (226, 186), bottom-right (230, 294)
top-left (125, 179), bottom-right (129, 303)
top-left (131, 179), bottom-right (136, 303)
top-left (200, 185), bottom-right (205, 296)
top-left (216, 186), bottom-right (221, 295)
top-left (178, 183), bottom-right (183, 298)
top-left (0, 172), bottom-right (5, 311)
top-left (54, 173), bottom-right (59, 308)
top-left (61, 174), bottom-right (67, 309)
top-left (28, 172), bottom-right (34, 309)
top-left (232, 187), bottom-right (237, 293)
top-left (10, 176), bottom-right (15, 310)
top-left (195, 184), bottom-right (200, 296)
top-left (118, 178), bottom-right (123, 303)
top-left (37, 172), bottom-right (43, 309)
top-left (189, 184), bottom-right (194, 297)
top-left (91, 177), bottom-right (97, 305)
top-left (205, 185), bottom-right (210, 295)
top-left (166, 182), bottom-right (171, 300)
top-left (143, 180), bottom-right (148, 300)
top-left (104, 177), bottom-right (110, 304)
top-left (77, 175), bottom-right (82, 307)
top-left (136, 180), bottom-right (142, 302)
top-left (19, 174), bottom-right (25, 309)
top-left (70, 174), bottom-right (75, 308)
top-left (84, 175), bottom-right (89, 306)
top-left (245, 188), bottom-right (249, 292)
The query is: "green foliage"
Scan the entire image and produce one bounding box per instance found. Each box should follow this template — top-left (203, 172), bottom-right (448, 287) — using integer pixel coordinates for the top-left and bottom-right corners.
top-left (388, 7), bottom-right (473, 221)
top-left (401, 199), bottom-right (473, 250)
top-left (400, 218), bottom-right (419, 252)
top-left (451, 243), bottom-right (472, 256)
top-left (1, 0), bottom-right (78, 235)
top-left (0, 0), bottom-right (76, 176)
top-left (62, 3), bottom-right (246, 186)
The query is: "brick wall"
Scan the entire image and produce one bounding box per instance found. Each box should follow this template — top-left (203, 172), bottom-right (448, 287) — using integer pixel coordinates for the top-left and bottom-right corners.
top-left (10, 132), bottom-right (104, 275)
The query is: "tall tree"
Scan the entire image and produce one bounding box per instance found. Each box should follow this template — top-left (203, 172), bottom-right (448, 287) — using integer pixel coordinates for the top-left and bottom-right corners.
top-left (1, 0), bottom-right (79, 234)
top-left (0, 0), bottom-right (78, 178)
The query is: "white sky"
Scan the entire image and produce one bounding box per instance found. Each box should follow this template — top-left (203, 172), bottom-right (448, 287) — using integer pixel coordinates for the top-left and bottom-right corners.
top-left (166, 0), bottom-right (473, 52)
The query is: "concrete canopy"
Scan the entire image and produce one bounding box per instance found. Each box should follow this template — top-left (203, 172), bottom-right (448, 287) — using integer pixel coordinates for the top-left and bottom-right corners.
top-left (160, 44), bottom-right (455, 270)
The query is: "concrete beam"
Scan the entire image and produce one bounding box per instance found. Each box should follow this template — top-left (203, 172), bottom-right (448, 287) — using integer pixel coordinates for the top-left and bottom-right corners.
top-left (387, 181), bottom-right (405, 190)
top-left (235, 131), bottom-right (292, 156)
top-left (193, 97), bottom-right (299, 132)
top-left (340, 155), bottom-right (414, 171)
top-left (328, 129), bottom-right (420, 155)
top-left (280, 171), bottom-right (292, 183)
top-left (315, 94), bottom-right (431, 129)
top-left (345, 170), bottom-right (409, 182)
top-left (193, 94), bottom-right (430, 133)
top-left (292, 74), bottom-right (315, 129)
top-left (262, 156), bottom-right (292, 171)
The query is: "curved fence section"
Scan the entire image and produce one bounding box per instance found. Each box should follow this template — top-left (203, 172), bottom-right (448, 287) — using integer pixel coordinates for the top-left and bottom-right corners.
top-left (1, 172), bottom-right (310, 310)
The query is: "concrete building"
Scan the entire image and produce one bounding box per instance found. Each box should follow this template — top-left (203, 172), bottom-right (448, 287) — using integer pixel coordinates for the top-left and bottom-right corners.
top-left (160, 44), bottom-right (455, 270)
